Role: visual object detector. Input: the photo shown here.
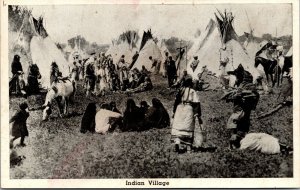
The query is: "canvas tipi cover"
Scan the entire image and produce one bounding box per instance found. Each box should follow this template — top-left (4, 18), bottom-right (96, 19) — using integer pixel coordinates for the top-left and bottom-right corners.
top-left (106, 31), bottom-right (139, 65)
top-left (187, 10), bottom-right (260, 82)
top-left (132, 30), bottom-right (162, 71)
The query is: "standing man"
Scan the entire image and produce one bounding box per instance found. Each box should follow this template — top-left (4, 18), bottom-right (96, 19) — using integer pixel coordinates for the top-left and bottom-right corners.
top-left (166, 56), bottom-right (177, 88)
top-left (163, 52), bottom-right (169, 78)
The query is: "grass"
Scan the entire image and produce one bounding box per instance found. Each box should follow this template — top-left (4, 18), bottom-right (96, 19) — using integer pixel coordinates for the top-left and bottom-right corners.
top-left (9, 75), bottom-right (293, 178)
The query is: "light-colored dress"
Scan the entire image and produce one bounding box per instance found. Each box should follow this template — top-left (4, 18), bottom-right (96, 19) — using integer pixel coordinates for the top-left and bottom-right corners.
top-left (171, 87), bottom-right (201, 146)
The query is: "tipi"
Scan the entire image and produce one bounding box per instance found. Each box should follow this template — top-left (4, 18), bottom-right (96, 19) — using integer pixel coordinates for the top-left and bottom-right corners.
top-left (131, 30), bottom-right (163, 71)
top-left (9, 11), bottom-right (69, 89)
top-left (106, 30), bottom-right (139, 65)
top-left (187, 10), bottom-right (260, 84)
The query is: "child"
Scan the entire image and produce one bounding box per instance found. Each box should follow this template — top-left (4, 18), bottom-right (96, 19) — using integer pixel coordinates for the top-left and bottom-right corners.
top-left (10, 102), bottom-right (29, 147)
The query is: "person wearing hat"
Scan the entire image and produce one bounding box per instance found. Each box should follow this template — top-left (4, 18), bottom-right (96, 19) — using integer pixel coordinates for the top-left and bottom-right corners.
top-left (190, 56), bottom-right (199, 72)
top-left (9, 102), bottom-right (30, 147)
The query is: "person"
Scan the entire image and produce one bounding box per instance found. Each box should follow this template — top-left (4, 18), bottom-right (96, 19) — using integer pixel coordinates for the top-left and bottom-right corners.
top-left (140, 65), bottom-right (150, 76)
top-left (140, 101), bottom-right (150, 116)
top-left (85, 62), bottom-right (96, 94)
top-left (109, 101), bottom-right (121, 114)
top-left (50, 61), bottom-right (61, 85)
top-left (78, 60), bottom-right (85, 79)
top-left (149, 56), bottom-right (161, 74)
top-left (111, 72), bottom-right (121, 91)
top-left (27, 61), bottom-right (41, 95)
top-left (166, 56), bottom-right (177, 88)
top-left (10, 54), bottom-right (25, 95)
top-left (126, 76), bottom-right (153, 93)
top-left (118, 59), bottom-right (129, 91)
top-left (117, 55), bottom-right (126, 69)
top-left (162, 52), bottom-right (169, 78)
top-left (122, 99), bottom-right (144, 131)
top-left (144, 98), bottom-right (170, 130)
top-left (190, 56), bottom-right (199, 72)
top-left (129, 68), bottom-right (143, 89)
top-left (70, 61), bottom-right (80, 82)
top-left (99, 52), bottom-right (106, 67)
top-left (10, 102), bottom-right (30, 147)
top-left (171, 78), bottom-right (203, 153)
top-left (172, 70), bottom-right (192, 88)
top-left (222, 64), bottom-right (260, 149)
top-left (80, 103), bottom-right (97, 133)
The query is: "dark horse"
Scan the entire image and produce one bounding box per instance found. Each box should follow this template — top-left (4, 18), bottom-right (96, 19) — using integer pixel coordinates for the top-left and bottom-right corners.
top-left (254, 57), bottom-right (281, 87)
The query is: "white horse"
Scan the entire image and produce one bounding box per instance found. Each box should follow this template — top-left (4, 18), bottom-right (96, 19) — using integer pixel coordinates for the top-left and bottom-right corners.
top-left (42, 80), bottom-right (76, 121)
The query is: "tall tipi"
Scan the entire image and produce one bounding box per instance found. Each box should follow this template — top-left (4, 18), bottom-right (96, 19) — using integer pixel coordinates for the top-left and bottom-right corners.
top-left (187, 10), bottom-right (260, 82)
top-left (132, 30), bottom-right (163, 71)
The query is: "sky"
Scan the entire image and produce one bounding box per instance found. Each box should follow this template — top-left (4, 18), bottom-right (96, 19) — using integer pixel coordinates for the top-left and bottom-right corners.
top-left (27, 4), bottom-right (292, 45)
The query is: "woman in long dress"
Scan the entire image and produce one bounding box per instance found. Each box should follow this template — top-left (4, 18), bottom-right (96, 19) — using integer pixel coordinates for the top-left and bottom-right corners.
top-left (171, 78), bottom-right (203, 153)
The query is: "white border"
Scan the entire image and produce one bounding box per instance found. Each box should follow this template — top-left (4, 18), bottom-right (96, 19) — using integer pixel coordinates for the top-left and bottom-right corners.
top-left (1, 0), bottom-right (299, 188)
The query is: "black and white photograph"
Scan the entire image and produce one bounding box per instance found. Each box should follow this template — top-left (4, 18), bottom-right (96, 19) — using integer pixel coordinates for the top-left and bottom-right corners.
top-left (1, 0), bottom-right (299, 188)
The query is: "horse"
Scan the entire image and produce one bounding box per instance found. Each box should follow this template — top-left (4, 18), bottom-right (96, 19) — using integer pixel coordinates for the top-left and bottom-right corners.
top-left (42, 79), bottom-right (76, 121)
top-left (254, 57), bottom-right (281, 87)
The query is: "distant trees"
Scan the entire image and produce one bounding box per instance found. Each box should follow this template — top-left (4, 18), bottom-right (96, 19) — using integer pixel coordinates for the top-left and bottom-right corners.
top-left (164, 37), bottom-right (191, 55)
top-left (262, 33), bottom-right (273, 41)
top-left (67, 35), bottom-right (89, 49)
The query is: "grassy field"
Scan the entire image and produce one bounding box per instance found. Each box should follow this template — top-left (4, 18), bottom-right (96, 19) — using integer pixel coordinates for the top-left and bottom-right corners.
top-left (9, 75), bottom-right (293, 178)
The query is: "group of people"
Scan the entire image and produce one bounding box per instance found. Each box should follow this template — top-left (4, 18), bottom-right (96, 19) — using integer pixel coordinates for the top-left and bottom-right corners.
top-left (68, 52), bottom-right (154, 96)
top-left (9, 54), bottom-right (42, 96)
top-left (9, 49), bottom-right (292, 157)
top-left (80, 98), bottom-right (170, 134)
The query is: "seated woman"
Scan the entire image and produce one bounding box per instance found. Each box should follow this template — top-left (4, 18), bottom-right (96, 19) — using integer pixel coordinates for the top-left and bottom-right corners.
top-left (122, 99), bottom-right (144, 131)
top-left (80, 103), bottom-right (97, 133)
top-left (144, 98), bottom-right (170, 130)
